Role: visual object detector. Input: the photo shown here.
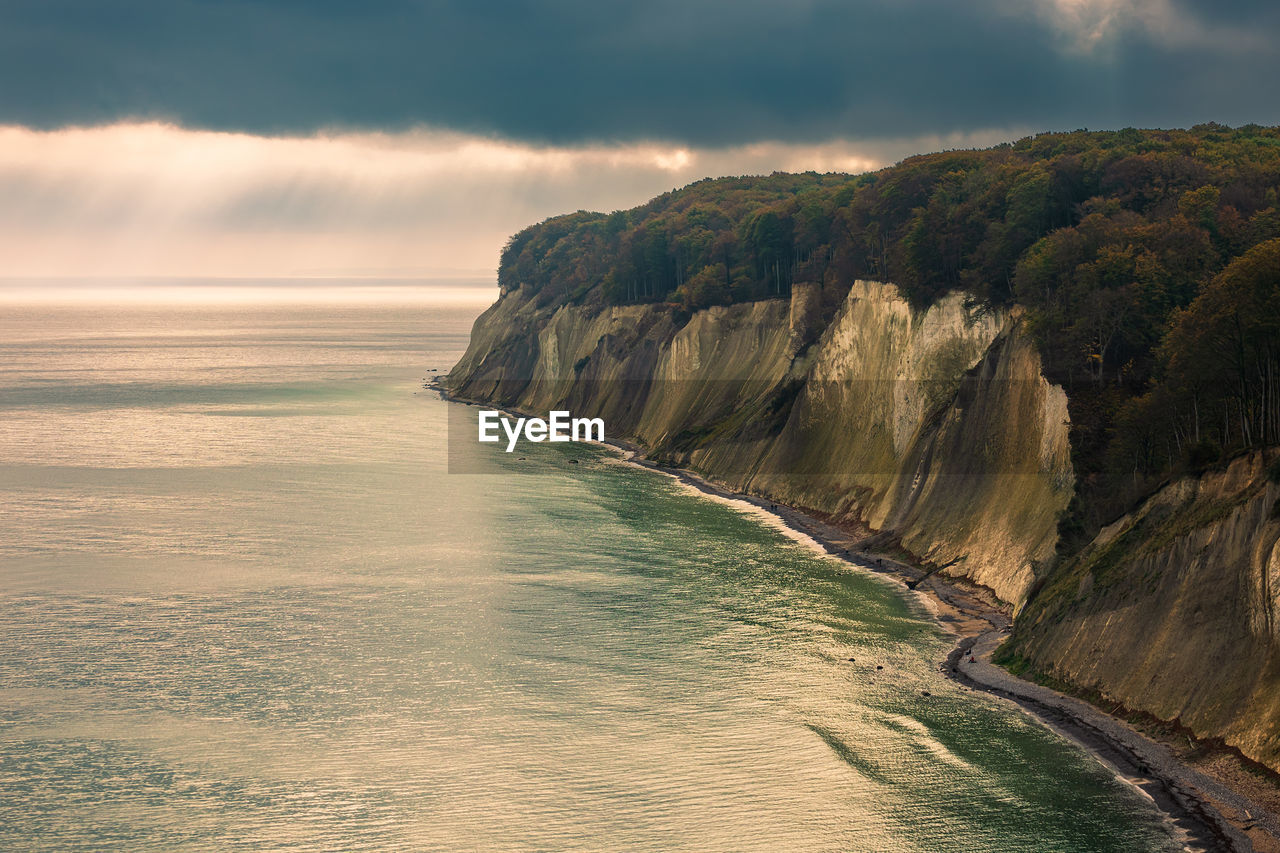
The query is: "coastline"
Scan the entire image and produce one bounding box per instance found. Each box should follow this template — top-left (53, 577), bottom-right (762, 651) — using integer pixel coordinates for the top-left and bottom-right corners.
top-left (434, 385), bottom-right (1277, 852)
top-left (618, 446), bottom-right (1267, 852)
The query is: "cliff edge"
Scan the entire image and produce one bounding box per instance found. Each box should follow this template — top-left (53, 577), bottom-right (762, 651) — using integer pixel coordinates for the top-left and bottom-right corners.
top-left (446, 278), bottom-right (1073, 608)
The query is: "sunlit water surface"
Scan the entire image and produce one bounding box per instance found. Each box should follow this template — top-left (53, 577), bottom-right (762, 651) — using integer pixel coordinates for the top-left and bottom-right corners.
top-left (0, 282), bottom-right (1181, 851)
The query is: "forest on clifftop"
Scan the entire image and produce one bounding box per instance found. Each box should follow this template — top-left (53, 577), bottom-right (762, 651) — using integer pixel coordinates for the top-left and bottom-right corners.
top-left (497, 125), bottom-right (1280, 549)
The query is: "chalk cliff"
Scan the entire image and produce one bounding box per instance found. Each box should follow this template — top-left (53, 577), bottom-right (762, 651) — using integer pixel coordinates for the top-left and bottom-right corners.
top-left (1002, 451), bottom-right (1280, 768)
top-left (446, 279), bottom-right (1074, 607)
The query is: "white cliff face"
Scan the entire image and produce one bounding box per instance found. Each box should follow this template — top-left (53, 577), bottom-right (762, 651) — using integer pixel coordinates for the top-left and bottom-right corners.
top-left (728, 281), bottom-right (1072, 605)
top-left (446, 279), bottom-right (1074, 607)
top-left (1011, 451), bottom-right (1280, 769)
top-left (809, 283), bottom-right (1004, 457)
top-left (870, 326), bottom-right (1075, 605)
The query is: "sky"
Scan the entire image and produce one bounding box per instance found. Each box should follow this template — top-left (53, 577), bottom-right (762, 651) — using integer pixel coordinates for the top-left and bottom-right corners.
top-left (2, 0), bottom-right (1278, 279)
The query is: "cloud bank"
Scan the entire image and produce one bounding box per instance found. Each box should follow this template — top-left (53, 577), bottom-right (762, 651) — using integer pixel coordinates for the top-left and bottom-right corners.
top-left (0, 122), bottom-right (1021, 278)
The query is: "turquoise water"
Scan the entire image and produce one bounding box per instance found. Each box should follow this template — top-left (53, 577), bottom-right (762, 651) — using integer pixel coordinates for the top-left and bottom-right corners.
top-left (0, 283), bottom-right (1181, 851)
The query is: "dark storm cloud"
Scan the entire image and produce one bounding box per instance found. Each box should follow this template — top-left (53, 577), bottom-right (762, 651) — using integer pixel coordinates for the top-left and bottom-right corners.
top-left (1, 0), bottom-right (1278, 143)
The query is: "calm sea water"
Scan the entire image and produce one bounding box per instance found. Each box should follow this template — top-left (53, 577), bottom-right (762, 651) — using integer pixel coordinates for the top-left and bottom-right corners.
top-left (0, 282), bottom-right (1180, 851)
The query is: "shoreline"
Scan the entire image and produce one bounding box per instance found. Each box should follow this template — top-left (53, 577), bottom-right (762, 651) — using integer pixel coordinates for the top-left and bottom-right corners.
top-left (616, 446), bottom-right (1258, 852)
top-left (434, 385), bottom-right (1276, 852)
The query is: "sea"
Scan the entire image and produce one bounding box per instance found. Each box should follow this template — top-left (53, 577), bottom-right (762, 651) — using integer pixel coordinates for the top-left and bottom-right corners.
top-left (0, 280), bottom-right (1182, 851)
